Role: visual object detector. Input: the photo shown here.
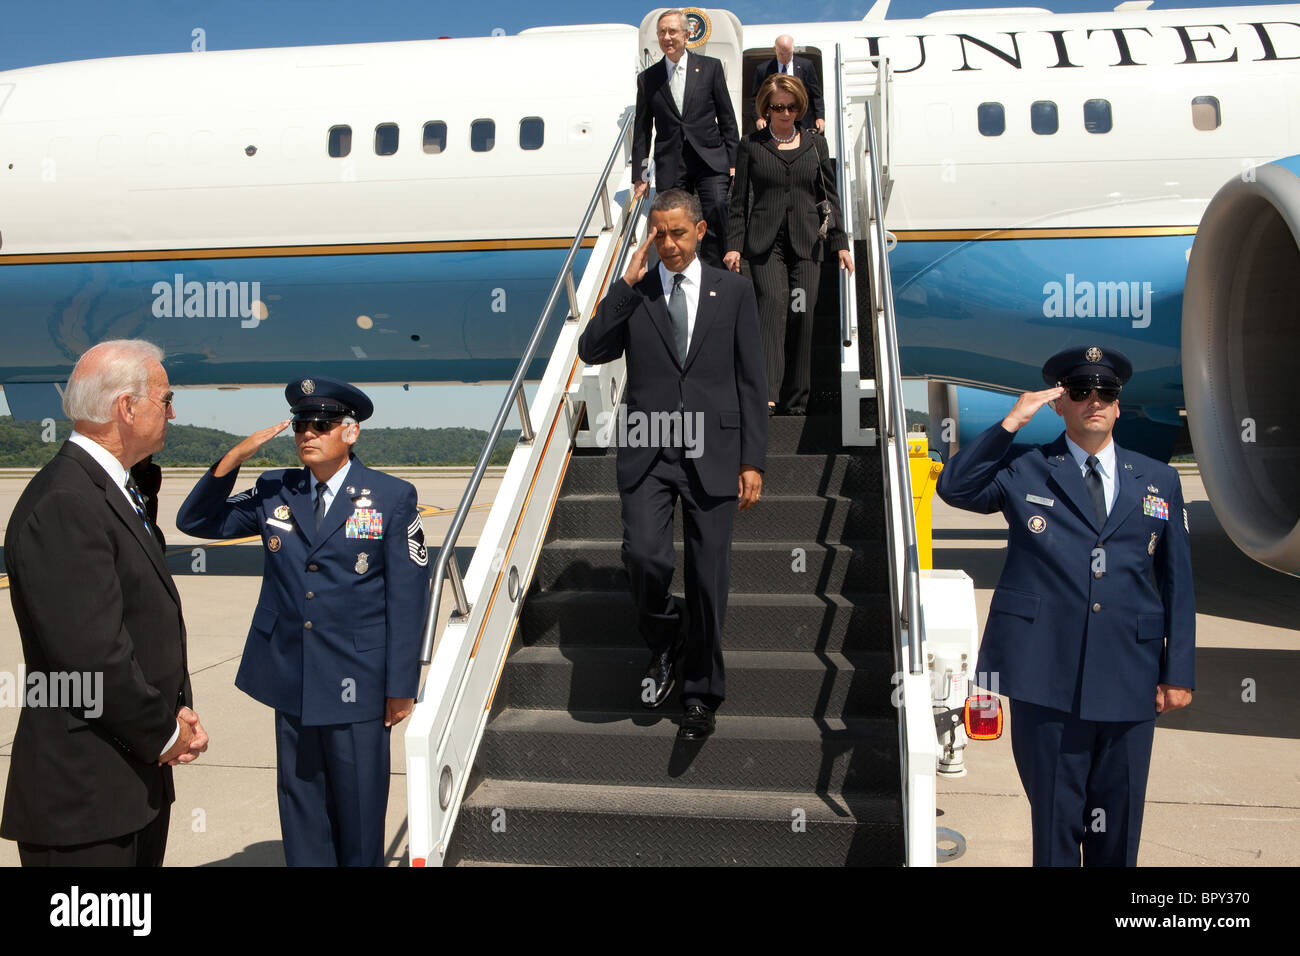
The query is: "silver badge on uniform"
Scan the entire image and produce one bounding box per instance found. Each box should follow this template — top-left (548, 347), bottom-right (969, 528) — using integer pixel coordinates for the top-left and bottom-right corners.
top-left (355, 552), bottom-right (369, 574)
top-left (1028, 515), bottom-right (1047, 534)
top-left (301, 379), bottom-right (315, 394)
top-left (1148, 532), bottom-right (1157, 555)
top-left (1147, 484), bottom-right (1158, 494)
top-left (1085, 346), bottom-right (1103, 363)
top-left (1026, 494), bottom-right (1054, 507)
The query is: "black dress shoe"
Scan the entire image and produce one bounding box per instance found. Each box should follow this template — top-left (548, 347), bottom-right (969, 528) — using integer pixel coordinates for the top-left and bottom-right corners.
top-left (641, 648), bottom-right (676, 709)
top-left (677, 704), bottom-right (715, 740)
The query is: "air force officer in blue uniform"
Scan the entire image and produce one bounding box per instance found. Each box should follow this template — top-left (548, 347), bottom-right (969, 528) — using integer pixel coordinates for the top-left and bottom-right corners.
top-left (177, 377), bottom-right (430, 865)
top-left (936, 346), bottom-right (1195, 866)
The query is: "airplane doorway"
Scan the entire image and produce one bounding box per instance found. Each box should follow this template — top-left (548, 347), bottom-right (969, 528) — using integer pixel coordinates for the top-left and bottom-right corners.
top-left (739, 46), bottom-right (825, 135)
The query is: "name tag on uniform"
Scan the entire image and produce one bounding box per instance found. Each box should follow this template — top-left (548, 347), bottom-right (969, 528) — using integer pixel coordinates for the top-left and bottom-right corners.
top-left (266, 517), bottom-right (294, 531)
top-left (346, 508), bottom-right (384, 539)
top-left (1026, 494), bottom-right (1054, 507)
top-left (1143, 494), bottom-right (1169, 519)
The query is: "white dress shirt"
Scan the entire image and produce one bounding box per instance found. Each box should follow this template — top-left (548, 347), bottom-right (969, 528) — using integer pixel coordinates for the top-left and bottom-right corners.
top-left (1065, 434), bottom-right (1117, 514)
top-left (314, 459), bottom-right (353, 518)
top-left (69, 431), bottom-right (181, 757)
top-left (658, 255), bottom-right (702, 351)
top-left (69, 431), bottom-right (135, 509)
top-left (665, 48), bottom-right (688, 80)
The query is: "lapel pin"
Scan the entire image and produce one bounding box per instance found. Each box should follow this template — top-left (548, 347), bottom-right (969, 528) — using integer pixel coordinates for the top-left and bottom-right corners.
top-left (1123, 463), bottom-right (1133, 470)
top-left (1148, 484), bottom-right (1158, 493)
top-left (708, 290), bottom-right (716, 296)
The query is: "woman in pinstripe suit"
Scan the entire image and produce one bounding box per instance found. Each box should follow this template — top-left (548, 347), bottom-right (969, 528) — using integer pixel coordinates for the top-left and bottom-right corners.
top-left (725, 73), bottom-right (853, 415)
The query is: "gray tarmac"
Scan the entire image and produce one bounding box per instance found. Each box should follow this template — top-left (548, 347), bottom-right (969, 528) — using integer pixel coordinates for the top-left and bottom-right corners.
top-left (0, 465), bottom-right (1295, 867)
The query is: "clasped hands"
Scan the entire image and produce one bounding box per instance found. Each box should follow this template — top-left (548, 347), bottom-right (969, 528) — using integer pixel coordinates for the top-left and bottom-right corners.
top-left (160, 706), bottom-right (208, 766)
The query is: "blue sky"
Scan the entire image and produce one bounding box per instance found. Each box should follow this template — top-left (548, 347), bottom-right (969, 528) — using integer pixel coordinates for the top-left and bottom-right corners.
top-left (0, 0), bottom-right (1273, 70)
top-left (1, 0), bottom-right (1285, 431)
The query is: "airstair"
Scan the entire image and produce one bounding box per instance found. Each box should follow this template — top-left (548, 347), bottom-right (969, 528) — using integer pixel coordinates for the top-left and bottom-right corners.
top-left (404, 43), bottom-right (939, 866)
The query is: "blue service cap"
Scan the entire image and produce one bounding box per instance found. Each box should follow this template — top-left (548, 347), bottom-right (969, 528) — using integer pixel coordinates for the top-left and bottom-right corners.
top-left (1041, 345), bottom-right (1133, 389)
top-left (284, 376), bottom-right (374, 422)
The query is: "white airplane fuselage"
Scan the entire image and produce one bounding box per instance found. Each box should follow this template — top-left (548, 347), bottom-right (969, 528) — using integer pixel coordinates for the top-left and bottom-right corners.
top-left (0, 5), bottom-right (1297, 446)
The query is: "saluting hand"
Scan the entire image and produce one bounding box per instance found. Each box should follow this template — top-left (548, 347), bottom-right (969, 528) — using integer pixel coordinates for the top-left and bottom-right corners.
top-left (1000, 387), bottom-right (1064, 434)
top-left (214, 419), bottom-right (292, 477)
top-left (623, 226), bottom-right (658, 287)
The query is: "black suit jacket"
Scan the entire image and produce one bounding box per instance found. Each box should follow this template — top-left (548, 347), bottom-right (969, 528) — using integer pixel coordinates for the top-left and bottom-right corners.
top-left (2, 441), bottom-right (190, 846)
top-left (633, 52), bottom-right (739, 188)
top-left (578, 262), bottom-right (767, 498)
top-left (752, 56), bottom-right (824, 126)
top-left (726, 129), bottom-right (849, 262)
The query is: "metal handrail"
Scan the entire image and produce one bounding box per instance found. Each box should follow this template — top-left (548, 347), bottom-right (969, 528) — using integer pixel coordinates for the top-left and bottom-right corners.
top-left (862, 98), bottom-right (924, 676)
top-left (834, 45), bottom-right (856, 348)
top-left (418, 108), bottom-right (636, 662)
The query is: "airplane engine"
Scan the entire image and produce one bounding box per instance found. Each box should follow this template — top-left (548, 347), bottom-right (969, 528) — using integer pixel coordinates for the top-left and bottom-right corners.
top-left (1182, 158), bottom-right (1300, 576)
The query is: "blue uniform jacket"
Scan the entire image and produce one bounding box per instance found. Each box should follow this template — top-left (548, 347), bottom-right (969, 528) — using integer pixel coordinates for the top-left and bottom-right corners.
top-left (936, 424), bottom-right (1195, 722)
top-left (177, 455), bottom-right (430, 725)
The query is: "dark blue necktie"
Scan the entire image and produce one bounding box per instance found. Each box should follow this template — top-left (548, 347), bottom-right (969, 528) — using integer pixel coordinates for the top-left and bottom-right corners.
top-left (668, 272), bottom-right (688, 363)
top-left (125, 476), bottom-right (151, 532)
top-left (1084, 455), bottom-right (1107, 526)
top-left (314, 481), bottom-right (328, 529)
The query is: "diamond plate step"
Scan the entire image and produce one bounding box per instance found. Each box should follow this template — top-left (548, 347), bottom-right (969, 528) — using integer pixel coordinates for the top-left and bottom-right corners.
top-left (535, 538), bottom-right (890, 594)
top-left (498, 646), bottom-right (896, 718)
top-left (476, 709), bottom-right (900, 794)
top-left (447, 779), bottom-right (904, 866)
top-left (561, 451), bottom-right (883, 499)
top-left (519, 590), bottom-right (893, 653)
top-left (547, 493), bottom-right (884, 543)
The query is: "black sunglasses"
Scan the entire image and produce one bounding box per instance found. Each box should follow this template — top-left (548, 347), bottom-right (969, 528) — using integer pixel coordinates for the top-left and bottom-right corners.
top-left (1065, 386), bottom-right (1120, 404)
top-left (292, 418), bottom-right (344, 434)
top-left (768, 103), bottom-right (800, 113)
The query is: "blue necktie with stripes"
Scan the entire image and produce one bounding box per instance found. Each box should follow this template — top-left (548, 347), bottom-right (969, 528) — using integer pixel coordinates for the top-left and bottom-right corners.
top-left (125, 476), bottom-right (151, 532)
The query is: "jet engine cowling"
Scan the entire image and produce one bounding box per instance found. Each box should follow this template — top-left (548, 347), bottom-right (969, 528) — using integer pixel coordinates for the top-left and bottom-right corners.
top-left (1182, 158), bottom-right (1300, 576)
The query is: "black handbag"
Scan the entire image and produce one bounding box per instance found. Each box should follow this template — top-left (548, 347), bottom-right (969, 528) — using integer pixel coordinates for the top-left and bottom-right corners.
top-left (812, 137), bottom-right (834, 240)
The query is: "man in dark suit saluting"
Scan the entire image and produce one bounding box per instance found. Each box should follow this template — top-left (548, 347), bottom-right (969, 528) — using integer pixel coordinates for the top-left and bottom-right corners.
top-left (752, 35), bottom-right (825, 134)
top-left (578, 189), bottom-right (766, 740)
top-left (937, 346), bottom-right (1195, 866)
top-left (632, 8), bottom-right (739, 268)
top-left (2, 339), bottom-right (206, 866)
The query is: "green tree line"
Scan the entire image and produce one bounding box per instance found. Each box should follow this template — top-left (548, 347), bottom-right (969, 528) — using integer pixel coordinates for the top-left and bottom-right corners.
top-left (0, 418), bottom-right (519, 468)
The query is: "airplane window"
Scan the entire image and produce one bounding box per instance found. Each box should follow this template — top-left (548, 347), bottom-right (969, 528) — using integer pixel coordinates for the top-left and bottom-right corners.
top-left (471, 119), bottom-right (496, 152)
top-left (977, 102), bottom-right (1005, 136)
top-left (1192, 96), bottom-right (1221, 131)
top-left (520, 117), bottom-right (544, 151)
top-left (328, 125), bottom-right (352, 158)
top-left (1084, 99), bottom-right (1112, 134)
top-left (375, 123), bottom-right (399, 156)
top-left (1031, 100), bottom-right (1059, 135)
top-left (424, 122), bottom-right (447, 154)
top-left (97, 134), bottom-right (122, 167)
